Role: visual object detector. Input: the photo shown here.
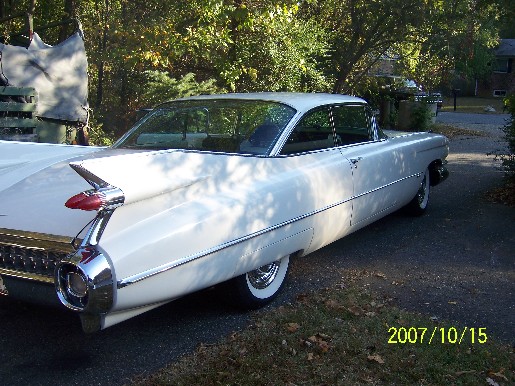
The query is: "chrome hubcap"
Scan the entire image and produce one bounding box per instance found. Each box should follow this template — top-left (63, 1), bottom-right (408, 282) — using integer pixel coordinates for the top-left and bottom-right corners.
top-left (247, 261), bottom-right (281, 290)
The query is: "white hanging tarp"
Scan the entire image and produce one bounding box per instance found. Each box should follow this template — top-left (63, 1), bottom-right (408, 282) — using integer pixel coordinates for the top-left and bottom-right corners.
top-left (0, 31), bottom-right (89, 123)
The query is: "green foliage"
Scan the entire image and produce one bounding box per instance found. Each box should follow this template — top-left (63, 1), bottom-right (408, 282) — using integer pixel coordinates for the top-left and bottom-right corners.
top-left (298, 0), bottom-right (426, 94)
top-left (396, 0), bottom-right (502, 92)
top-left (4, 0), bottom-right (508, 137)
top-left (226, 5), bottom-right (331, 92)
top-left (141, 72), bottom-right (222, 107)
top-left (86, 116), bottom-right (115, 147)
top-left (411, 102), bottom-right (433, 131)
top-left (503, 95), bottom-right (515, 151)
top-left (498, 0), bottom-right (515, 38)
top-left (499, 95), bottom-right (515, 176)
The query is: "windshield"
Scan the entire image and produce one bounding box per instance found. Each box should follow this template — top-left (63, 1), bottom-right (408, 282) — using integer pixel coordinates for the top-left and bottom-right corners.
top-left (113, 99), bottom-right (296, 155)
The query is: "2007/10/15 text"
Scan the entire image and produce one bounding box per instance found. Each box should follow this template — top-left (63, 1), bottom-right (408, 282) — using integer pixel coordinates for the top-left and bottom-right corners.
top-left (388, 327), bottom-right (488, 344)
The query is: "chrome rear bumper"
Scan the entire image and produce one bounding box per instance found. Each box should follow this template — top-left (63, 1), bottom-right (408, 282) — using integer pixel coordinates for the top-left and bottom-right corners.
top-left (430, 162), bottom-right (449, 186)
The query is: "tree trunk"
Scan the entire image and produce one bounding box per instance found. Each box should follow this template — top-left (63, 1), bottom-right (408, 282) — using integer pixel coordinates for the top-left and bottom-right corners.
top-left (332, 63), bottom-right (352, 94)
top-left (95, 0), bottom-right (109, 109)
top-left (332, 78), bottom-right (345, 94)
top-left (228, 0), bottom-right (242, 91)
top-left (59, 0), bottom-right (77, 41)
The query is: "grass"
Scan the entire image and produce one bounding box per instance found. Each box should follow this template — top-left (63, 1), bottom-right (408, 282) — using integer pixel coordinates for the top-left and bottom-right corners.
top-left (441, 97), bottom-right (506, 114)
top-left (129, 274), bottom-right (514, 385)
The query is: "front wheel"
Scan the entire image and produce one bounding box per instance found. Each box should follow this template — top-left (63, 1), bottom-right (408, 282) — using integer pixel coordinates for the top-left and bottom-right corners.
top-left (227, 255), bottom-right (290, 310)
top-left (406, 168), bottom-right (430, 216)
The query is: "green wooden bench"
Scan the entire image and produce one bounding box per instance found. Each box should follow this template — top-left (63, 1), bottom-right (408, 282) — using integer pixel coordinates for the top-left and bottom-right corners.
top-left (0, 86), bottom-right (38, 142)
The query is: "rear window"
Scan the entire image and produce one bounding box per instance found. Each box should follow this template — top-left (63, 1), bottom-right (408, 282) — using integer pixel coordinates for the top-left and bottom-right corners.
top-left (113, 99), bottom-right (296, 155)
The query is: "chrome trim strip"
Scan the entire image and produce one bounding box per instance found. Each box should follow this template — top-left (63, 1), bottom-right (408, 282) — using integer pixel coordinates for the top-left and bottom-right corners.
top-left (0, 267), bottom-right (54, 284)
top-left (352, 171), bottom-right (422, 200)
top-left (118, 171), bottom-right (422, 288)
top-left (81, 210), bottom-right (116, 247)
top-left (0, 228), bottom-right (77, 253)
top-left (117, 209), bottom-right (341, 288)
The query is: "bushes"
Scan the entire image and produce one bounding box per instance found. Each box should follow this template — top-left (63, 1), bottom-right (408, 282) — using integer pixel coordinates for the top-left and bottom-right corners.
top-left (411, 102), bottom-right (433, 131)
top-left (397, 100), bottom-right (435, 131)
top-left (500, 95), bottom-right (515, 177)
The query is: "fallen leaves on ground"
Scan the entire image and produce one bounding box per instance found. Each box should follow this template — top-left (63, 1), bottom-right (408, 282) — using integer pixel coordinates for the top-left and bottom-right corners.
top-left (430, 124), bottom-right (486, 138)
top-left (367, 354), bottom-right (385, 364)
top-left (485, 179), bottom-right (515, 207)
top-left (131, 280), bottom-right (514, 386)
top-left (285, 322), bottom-right (300, 333)
top-left (488, 369), bottom-right (509, 382)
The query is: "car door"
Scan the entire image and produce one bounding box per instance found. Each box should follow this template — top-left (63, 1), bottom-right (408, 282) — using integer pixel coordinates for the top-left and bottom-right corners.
top-left (279, 107), bottom-right (355, 251)
top-left (332, 104), bottom-right (404, 226)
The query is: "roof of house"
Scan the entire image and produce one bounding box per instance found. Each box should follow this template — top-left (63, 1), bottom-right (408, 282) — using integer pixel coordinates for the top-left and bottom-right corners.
top-left (496, 39), bottom-right (515, 57)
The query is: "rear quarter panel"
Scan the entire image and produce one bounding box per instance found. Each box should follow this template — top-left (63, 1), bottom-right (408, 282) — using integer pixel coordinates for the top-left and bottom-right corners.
top-left (82, 150), bottom-right (352, 310)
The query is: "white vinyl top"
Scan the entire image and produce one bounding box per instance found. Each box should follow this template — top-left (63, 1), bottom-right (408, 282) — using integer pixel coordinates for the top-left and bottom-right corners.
top-left (173, 92), bottom-right (366, 113)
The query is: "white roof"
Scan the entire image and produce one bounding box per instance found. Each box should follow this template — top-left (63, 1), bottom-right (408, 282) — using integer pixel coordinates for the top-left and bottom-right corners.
top-left (174, 92), bottom-right (366, 112)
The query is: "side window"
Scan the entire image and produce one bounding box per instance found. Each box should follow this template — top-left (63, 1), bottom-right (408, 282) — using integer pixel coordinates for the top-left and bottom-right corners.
top-left (332, 105), bottom-right (373, 146)
top-left (281, 108), bottom-right (334, 154)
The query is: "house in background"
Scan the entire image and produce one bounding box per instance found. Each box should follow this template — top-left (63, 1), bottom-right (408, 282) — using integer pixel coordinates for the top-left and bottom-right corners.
top-left (368, 53), bottom-right (400, 77)
top-left (478, 39), bottom-right (515, 97)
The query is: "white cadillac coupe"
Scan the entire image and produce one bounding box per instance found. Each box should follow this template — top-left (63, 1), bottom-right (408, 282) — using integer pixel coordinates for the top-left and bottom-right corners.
top-left (0, 93), bottom-right (448, 332)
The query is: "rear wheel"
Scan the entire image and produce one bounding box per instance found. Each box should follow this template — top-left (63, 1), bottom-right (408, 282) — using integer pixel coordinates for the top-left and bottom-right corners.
top-left (406, 168), bottom-right (430, 215)
top-left (228, 255), bottom-right (290, 309)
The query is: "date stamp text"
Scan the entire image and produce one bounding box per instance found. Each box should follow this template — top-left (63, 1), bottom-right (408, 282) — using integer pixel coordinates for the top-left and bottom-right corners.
top-left (388, 327), bottom-right (488, 344)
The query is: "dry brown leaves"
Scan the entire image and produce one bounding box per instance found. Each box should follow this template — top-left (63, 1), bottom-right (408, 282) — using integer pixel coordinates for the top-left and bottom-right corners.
top-left (485, 179), bottom-right (515, 207)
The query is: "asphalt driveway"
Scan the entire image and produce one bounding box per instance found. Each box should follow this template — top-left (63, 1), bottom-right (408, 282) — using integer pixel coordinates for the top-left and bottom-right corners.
top-left (289, 111), bottom-right (514, 343)
top-left (0, 112), bottom-right (513, 385)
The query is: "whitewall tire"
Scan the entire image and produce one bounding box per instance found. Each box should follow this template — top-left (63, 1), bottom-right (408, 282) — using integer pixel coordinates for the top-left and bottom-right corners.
top-left (228, 254), bottom-right (290, 309)
top-left (406, 167), bottom-right (430, 215)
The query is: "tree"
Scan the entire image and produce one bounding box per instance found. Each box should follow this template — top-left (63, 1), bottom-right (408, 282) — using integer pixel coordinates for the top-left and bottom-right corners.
top-left (219, 3), bottom-right (330, 92)
top-left (1, 0), bottom-right (507, 135)
top-left (298, 0), bottom-right (425, 94)
top-left (0, 0), bottom-right (36, 43)
top-left (58, 0), bottom-right (77, 40)
top-left (73, 0), bottom-right (331, 133)
top-left (396, 0), bottom-right (502, 93)
top-left (498, 0), bottom-right (515, 38)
